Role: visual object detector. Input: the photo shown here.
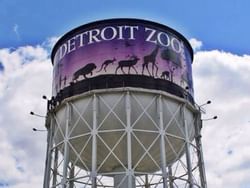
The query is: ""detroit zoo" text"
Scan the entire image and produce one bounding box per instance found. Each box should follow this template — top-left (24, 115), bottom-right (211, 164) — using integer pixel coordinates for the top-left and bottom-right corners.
top-left (55, 25), bottom-right (184, 62)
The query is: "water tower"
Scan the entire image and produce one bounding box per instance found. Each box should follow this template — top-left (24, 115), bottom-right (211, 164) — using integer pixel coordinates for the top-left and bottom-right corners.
top-left (43, 19), bottom-right (207, 188)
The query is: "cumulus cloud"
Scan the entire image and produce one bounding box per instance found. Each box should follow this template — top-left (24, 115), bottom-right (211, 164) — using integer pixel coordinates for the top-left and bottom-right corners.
top-left (189, 38), bottom-right (203, 52)
top-left (0, 62), bottom-right (4, 72)
top-left (42, 36), bottom-right (60, 51)
top-left (0, 42), bottom-right (53, 188)
top-left (0, 37), bottom-right (250, 188)
top-left (193, 50), bottom-right (250, 188)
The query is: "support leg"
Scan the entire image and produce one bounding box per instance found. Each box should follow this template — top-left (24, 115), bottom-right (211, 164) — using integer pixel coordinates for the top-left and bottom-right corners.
top-left (183, 104), bottom-right (194, 188)
top-left (62, 103), bottom-right (71, 188)
top-left (92, 94), bottom-right (97, 188)
top-left (195, 114), bottom-right (207, 188)
top-left (43, 116), bottom-right (54, 188)
top-left (158, 95), bottom-right (168, 188)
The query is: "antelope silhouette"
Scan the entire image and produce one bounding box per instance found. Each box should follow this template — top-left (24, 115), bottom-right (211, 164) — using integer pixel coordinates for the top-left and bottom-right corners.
top-left (142, 45), bottom-right (160, 77)
top-left (115, 56), bottom-right (140, 74)
top-left (96, 58), bottom-right (116, 73)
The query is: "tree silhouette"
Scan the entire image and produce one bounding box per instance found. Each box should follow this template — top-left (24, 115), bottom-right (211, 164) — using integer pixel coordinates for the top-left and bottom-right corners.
top-left (161, 48), bottom-right (181, 82)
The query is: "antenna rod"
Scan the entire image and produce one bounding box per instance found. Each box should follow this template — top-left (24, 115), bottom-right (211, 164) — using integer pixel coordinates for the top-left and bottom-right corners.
top-left (32, 128), bottom-right (46, 132)
top-left (30, 111), bottom-right (46, 118)
top-left (202, 116), bottom-right (218, 121)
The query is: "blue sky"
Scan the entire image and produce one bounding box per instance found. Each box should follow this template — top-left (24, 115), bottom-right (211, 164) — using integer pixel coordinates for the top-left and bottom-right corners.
top-left (0, 1), bottom-right (250, 188)
top-left (1, 0), bottom-right (250, 55)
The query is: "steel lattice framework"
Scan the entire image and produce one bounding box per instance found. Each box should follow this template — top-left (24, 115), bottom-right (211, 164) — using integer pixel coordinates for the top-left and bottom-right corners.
top-left (43, 88), bottom-right (207, 188)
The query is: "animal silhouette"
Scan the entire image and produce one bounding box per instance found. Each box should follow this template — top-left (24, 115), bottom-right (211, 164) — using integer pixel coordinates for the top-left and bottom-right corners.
top-left (142, 45), bottom-right (160, 77)
top-left (115, 56), bottom-right (140, 74)
top-left (160, 71), bottom-right (170, 80)
top-left (161, 49), bottom-right (179, 82)
top-left (73, 63), bottom-right (97, 81)
top-left (161, 48), bottom-right (181, 68)
top-left (96, 58), bottom-right (116, 73)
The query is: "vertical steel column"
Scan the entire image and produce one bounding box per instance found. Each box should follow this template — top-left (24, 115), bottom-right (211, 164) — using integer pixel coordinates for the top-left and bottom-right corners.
top-left (69, 163), bottom-right (75, 188)
top-left (43, 126), bottom-right (51, 188)
top-left (126, 91), bottom-right (134, 188)
top-left (43, 114), bottom-right (54, 188)
top-left (195, 114), bottom-right (207, 188)
top-left (158, 95), bottom-right (168, 188)
top-left (62, 102), bottom-right (71, 188)
top-left (145, 175), bottom-right (150, 188)
top-left (183, 104), bottom-right (194, 188)
top-left (52, 147), bottom-right (58, 187)
top-left (168, 166), bottom-right (174, 188)
top-left (91, 94), bottom-right (97, 188)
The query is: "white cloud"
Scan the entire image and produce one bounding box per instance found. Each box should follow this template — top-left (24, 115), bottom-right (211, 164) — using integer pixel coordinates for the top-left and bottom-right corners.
top-left (42, 36), bottom-right (60, 50)
top-left (13, 24), bottom-right (20, 40)
top-left (0, 38), bottom-right (250, 188)
top-left (189, 38), bottom-right (203, 52)
top-left (0, 43), bottom-right (52, 188)
top-left (193, 50), bottom-right (250, 188)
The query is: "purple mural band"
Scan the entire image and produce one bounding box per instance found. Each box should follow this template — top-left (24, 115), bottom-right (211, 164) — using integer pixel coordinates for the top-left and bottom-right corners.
top-left (51, 19), bottom-right (194, 104)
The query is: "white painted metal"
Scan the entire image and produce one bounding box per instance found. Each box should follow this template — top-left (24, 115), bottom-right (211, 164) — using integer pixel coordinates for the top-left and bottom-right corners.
top-left (61, 103), bottom-right (70, 188)
top-left (168, 165), bottom-right (174, 188)
top-left (125, 91), bottom-right (135, 188)
top-left (158, 95), bottom-right (168, 188)
top-left (183, 104), bottom-right (194, 188)
top-left (43, 117), bottom-right (54, 188)
top-left (53, 88), bottom-right (194, 172)
top-left (43, 87), bottom-right (207, 188)
top-left (52, 148), bottom-right (58, 187)
top-left (91, 94), bottom-right (97, 188)
top-left (195, 114), bottom-right (207, 188)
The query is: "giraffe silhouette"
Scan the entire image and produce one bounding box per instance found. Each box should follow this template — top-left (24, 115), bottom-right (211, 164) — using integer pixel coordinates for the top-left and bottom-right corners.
top-left (142, 45), bottom-right (160, 77)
